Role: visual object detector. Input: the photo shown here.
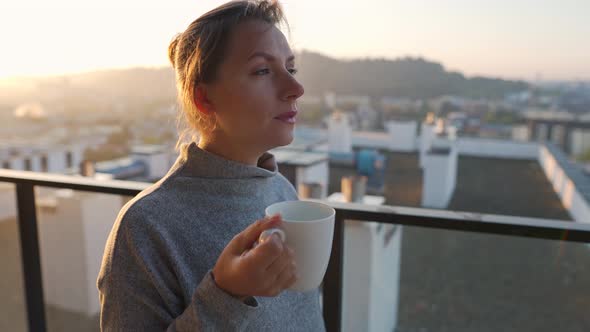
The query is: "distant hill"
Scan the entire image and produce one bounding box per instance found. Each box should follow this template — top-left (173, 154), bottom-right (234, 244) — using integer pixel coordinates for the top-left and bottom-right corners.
top-left (296, 51), bottom-right (529, 99)
top-left (0, 51), bottom-right (528, 109)
top-left (66, 67), bottom-right (176, 101)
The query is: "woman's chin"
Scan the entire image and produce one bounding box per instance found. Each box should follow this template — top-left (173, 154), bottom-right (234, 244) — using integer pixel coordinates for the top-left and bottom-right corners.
top-left (269, 131), bottom-right (294, 149)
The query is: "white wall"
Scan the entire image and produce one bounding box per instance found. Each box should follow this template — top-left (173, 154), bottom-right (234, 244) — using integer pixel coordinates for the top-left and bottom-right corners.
top-left (81, 192), bottom-right (122, 314)
top-left (132, 152), bottom-right (171, 180)
top-left (512, 125), bottom-right (530, 141)
top-left (447, 148), bottom-right (458, 201)
top-left (0, 149), bottom-right (8, 160)
top-left (30, 154), bottom-right (42, 172)
top-left (47, 149), bottom-right (67, 173)
top-left (343, 123), bottom-right (538, 162)
top-left (38, 191), bottom-right (88, 314)
top-left (342, 221), bottom-right (402, 332)
top-left (0, 184), bottom-right (16, 221)
top-left (329, 113), bottom-right (353, 153)
top-left (7, 157), bottom-right (25, 171)
top-left (295, 161), bottom-right (329, 199)
top-left (419, 123), bottom-right (436, 168)
top-left (368, 224), bottom-right (402, 332)
top-left (37, 190), bottom-right (122, 316)
top-left (537, 146), bottom-right (590, 223)
top-left (570, 129), bottom-right (590, 157)
top-left (70, 144), bottom-right (85, 170)
top-left (352, 132), bottom-right (392, 150)
top-left (385, 121), bottom-right (417, 152)
top-left (454, 138), bottom-right (539, 160)
top-left (0, 144), bottom-right (84, 173)
top-left (421, 148), bottom-right (458, 208)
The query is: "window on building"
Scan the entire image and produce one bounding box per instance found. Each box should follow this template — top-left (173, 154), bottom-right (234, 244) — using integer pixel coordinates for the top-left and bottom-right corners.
top-left (1, 161), bottom-right (10, 169)
top-left (24, 158), bottom-right (32, 171)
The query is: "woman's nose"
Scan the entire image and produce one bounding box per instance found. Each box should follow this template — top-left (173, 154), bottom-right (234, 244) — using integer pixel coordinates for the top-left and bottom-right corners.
top-left (281, 73), bottom-right (304, 101)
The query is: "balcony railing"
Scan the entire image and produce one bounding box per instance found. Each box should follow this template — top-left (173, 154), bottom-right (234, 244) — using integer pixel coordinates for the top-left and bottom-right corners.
top-left (2, 168), bottom-right (590, 332)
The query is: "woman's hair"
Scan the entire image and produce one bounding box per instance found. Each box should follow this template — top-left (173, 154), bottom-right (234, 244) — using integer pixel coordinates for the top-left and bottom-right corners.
top-left (168, 0), bottom-right (287, 150)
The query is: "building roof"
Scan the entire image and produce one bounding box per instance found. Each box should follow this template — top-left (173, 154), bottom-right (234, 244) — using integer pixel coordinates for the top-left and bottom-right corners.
top-left (130, 144), bottom-right (167, 155)
top-left (273, 149), bottom-right (329, 167)
top-left (448, 156), bottom-right (571, 220)
top-left (329, 150), bottom-right (571, 220)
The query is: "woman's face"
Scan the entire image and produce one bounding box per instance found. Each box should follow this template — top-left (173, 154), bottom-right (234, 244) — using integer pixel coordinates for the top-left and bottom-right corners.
top-left (204, 20), bottom-right (304, 152)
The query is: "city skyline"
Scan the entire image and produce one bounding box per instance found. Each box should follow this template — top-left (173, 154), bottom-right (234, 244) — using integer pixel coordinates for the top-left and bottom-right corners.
top-left (0, 0), bottom-right (589, 81)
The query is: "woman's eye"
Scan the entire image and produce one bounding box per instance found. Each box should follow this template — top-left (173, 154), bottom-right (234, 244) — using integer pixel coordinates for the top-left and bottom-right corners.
top-left (288, 68), bottom-right (298, 75)
top-left (254, 68), bottom-right (270, 76)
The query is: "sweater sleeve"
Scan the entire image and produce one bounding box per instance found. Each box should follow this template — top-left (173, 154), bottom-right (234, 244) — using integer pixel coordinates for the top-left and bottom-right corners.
top-left (97, 207), bottom-right (259, 331)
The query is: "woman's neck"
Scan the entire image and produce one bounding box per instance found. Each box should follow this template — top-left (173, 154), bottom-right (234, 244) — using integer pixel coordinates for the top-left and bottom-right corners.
top-left (197, 134), bottom-right (263, 166)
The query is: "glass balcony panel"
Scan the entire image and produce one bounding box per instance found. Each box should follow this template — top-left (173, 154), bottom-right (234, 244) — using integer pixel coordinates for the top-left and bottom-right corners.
top-left (0, 182), bottom-right (27, 332)
top-left (338, 220), bottom-right (590, 332)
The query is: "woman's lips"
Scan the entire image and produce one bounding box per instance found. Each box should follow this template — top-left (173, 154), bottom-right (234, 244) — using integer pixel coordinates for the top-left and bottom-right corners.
top-left (274, 111), bottom-right (297, 124)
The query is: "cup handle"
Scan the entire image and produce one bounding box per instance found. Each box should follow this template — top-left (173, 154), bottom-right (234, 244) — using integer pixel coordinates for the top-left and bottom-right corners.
top-left (258, 228), bottom-right (286, 244)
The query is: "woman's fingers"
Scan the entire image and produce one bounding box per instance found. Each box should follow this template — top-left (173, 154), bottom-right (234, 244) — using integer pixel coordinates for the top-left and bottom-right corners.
top-left (213, 215), bottom-right (297, 298)
top-left (273, 259), bottom-right (298, 293)
top-left (266, 245), bottom-right (294, 275)
top-left (283, 272), bottom-right (298, 290)
top-left (244, 232), bottom-right (284, 270)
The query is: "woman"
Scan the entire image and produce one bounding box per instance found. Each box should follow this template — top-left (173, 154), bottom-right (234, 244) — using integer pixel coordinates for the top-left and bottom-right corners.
top-left (97, 1), bottom-right (325, 331)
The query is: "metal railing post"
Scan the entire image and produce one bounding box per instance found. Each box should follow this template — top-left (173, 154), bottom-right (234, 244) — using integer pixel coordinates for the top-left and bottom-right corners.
top-left (16, 183), bottom-right (47, 332)
top-left (323, 211), bottom-right (345, 332)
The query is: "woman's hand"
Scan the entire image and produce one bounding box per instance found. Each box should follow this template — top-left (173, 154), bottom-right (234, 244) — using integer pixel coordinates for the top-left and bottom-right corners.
top-left (212, 214), bottom-right (298, 299)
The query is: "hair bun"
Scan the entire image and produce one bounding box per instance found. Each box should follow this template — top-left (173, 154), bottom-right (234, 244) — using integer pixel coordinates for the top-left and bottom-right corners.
top-left (168, 34), bottom-right (182, 67)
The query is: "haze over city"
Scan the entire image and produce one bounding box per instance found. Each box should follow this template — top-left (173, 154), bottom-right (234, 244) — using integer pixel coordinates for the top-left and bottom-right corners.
top-left (3, 1), bottom-right (590, 331)
top-left (1, 0), bottom-right (588, 81)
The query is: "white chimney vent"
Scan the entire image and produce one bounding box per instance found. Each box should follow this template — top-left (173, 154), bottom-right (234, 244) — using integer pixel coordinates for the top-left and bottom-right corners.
top-left (421, 146), bottom-right (458, 208)
top-left (328, 111), bottom-right (352, 153)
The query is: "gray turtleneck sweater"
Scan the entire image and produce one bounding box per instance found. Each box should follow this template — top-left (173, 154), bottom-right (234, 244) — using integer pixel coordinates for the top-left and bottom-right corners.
top-left (97, 142), bottom-right (325, 331)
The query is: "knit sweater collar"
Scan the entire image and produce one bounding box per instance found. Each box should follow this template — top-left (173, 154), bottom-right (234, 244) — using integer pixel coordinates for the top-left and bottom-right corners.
top-left (178, 141), bottom-right (278, 179)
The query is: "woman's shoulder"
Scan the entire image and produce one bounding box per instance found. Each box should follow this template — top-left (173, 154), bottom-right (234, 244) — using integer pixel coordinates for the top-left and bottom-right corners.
top-left (114, 173), bottom-right (213, 232)
top-left (273, 172), bottom-right (299, 200)
top-left (114, 182), bottom-right (170, 232)
top-left (97, 177), bottom-right (201, 283)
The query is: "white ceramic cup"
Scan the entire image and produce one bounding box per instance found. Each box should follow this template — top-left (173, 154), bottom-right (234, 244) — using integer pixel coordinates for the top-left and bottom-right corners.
top-left (264, 200), bottom-right (335, 292)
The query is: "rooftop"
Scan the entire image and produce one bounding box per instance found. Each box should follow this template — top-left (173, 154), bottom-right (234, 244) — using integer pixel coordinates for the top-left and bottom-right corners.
top-left (448, 156), bottom-right (571, 220)
top-left (327, 151), bottom-right (585, 331)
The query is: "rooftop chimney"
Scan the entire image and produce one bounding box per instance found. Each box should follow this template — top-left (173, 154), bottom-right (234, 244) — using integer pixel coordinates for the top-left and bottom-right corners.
top-left (421, 146), bottom-right (458, 208)
top-left (341, 175), bottom-right (367, 203)
top-left (79, 160), bottom-right (95, 177)
top-left (298, 182), bottom-right (323, 199)
top-left (328, 111), bottom-right (352, 153)
top-left (419, 122), bottom-right (436, 168)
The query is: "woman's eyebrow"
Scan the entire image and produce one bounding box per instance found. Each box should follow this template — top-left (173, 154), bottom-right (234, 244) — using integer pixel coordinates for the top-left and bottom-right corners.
top-left (247, 51), bottom-right (295, 63)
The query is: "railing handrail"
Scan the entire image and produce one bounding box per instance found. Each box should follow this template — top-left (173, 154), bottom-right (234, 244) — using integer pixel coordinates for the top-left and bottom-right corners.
top-left (0, 168), bottom-right (149, 195)
top-left (323, 200), bottom-right (590, 243)
top-left (3, 169), bottom-right (590, 332)
top-left (3, 169), bottom-right (590, 242)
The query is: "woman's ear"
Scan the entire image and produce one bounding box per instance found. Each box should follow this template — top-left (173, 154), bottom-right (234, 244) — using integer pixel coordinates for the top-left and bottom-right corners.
top-left (194, 85), bottom-right (215, 115)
